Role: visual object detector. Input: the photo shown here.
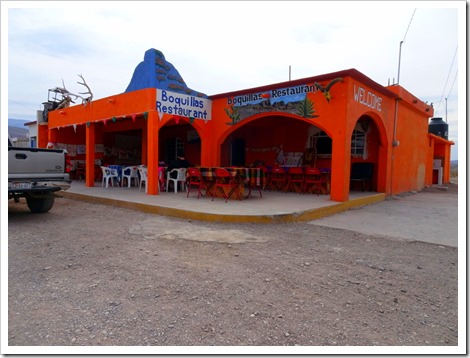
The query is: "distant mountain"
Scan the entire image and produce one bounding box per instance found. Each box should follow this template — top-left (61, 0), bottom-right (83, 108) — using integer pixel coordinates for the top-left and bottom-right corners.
top-left (8, 118), bottom-right (30, 139)
top-left (9, 118), bottom-right (30, 128)
top-left (8, 126), bottom-right (28, 139)
top-left (125, 48), bottom-right (208, 98)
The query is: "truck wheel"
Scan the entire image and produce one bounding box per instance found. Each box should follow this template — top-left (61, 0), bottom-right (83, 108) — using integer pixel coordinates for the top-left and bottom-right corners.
top-left (26, 197), bottom-right (55, 213)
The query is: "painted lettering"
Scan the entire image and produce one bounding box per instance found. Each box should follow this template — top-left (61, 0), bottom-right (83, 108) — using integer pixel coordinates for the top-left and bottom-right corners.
top-left (229, 84), bottom-right (316, 105)
top-left (353, 84), bottom-right (382, 112)
top-left (156, 89), bottom-right (212, 121)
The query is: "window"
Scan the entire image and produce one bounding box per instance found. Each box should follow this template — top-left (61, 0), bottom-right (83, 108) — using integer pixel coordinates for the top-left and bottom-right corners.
top-left (311, 130), bottom-right (366, 156)
top-left (313, 131), bottom-right (332, 155)
top-left (165, 137), bottom-right (184, 164)
top-left (351, 130), bottom-right (366, 156)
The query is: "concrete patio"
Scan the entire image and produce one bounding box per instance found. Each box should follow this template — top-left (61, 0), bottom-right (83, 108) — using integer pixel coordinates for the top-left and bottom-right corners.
top-left (62, 181), bottom-right (385, 223)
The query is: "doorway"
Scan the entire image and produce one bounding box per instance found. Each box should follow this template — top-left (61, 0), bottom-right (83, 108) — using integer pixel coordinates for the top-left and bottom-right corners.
top-left (230, 138), bottom-right (245, 166)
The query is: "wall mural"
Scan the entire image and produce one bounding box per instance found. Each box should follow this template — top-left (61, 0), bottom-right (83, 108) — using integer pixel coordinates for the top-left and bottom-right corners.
top-left (314, 77), bottom-right (343, 103)
top-left (224, 78), bottom-right (343, 126)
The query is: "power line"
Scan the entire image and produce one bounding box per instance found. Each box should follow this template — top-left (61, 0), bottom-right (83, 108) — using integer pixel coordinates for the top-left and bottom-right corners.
top-left (436, 46), bottom-right (458, 115)
top-left (447, 70), bottom-right (458, 99)
top-left (444, 70), bottom-right (458, 122)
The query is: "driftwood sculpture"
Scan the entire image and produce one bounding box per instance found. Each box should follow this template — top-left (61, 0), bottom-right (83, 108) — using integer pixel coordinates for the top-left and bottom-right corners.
top-left (53, 75), bottom-right (93, 108)
top-left (55, 80), bottom-right (76, 109)
top-left (77, 74), bottom-right (93, 106)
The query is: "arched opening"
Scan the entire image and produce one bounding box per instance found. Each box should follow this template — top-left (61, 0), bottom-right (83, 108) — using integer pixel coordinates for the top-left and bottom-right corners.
top-left (220, 114), bottom-right (332, 170)
top-left (159, 121), bottom-right (202, 167)
top-left (349, 114), bottom-right (387, 193)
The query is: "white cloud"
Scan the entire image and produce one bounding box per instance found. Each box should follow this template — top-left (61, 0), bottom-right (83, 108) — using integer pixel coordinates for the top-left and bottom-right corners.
top-left (3, 1), bottom-right (463, 159)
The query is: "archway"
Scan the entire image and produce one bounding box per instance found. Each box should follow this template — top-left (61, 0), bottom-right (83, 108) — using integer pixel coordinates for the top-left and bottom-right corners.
top-left (159, 120), bottom-right (202, 167)
top-left (349, 113), bottom-right (389, 193)
top-left (219, 113), bottom-right (333, 170)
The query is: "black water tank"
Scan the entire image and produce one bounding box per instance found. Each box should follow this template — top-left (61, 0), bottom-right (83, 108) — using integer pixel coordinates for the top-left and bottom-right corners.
top-left (428, 117), bottom-right (448, 140)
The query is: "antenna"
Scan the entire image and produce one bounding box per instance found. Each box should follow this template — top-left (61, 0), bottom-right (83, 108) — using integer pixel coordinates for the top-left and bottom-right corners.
top-left (445, 98), bottom-right (448, 122)
top-left (397, 41), bottom-right (403, 84)
top-left (289, 65), bottom-right (291, 81)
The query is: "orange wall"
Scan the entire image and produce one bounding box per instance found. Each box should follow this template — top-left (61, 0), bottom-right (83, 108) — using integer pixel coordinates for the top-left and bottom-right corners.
top-left (48, 88), bottom-right (157, 128)
top-left (44, 69), bottom-right (452, 199)
top-left (386, 86), bottom-right (438, 193)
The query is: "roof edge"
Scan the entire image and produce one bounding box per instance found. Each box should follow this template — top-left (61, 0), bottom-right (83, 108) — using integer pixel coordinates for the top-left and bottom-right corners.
top-left (209, 68), bottom-right (399, 100)
top-left (428, 133), bottom-right (455, 145)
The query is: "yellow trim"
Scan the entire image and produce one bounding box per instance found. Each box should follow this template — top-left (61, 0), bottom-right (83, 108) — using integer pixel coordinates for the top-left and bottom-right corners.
top-left (62, 192), bottom-right (386, 224)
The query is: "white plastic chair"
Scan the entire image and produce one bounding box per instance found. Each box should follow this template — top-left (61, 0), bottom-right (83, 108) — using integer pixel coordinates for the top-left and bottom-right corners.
top-left (166, 168), bottom-right (187, 193)
top-left (100, 166), bottom-right (119, 188)
top-left (138, 166), bottom-right (148, 193)
top-left (122, 166), bottom-right (140, 188)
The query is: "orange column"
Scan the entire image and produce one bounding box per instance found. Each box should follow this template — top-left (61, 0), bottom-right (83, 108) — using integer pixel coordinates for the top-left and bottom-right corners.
top-left (200, 123), bottom-right (218, 166)
top-left (38, 124), bottom-right (49, 148)
top-left (443, 144), bottom-right (451, 184)
top-left (85, 123), bottom-right (96, 187)
top-left (146, 111), bottom-right (159, 194)
top-left (330, 132), bottom-right (350, 202)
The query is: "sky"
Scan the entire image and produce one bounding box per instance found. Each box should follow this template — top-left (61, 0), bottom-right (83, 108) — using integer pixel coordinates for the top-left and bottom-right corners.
top-left (1, 2), bottom-right (466, 355)
top-left (1, 1), bottom-right (465, 160)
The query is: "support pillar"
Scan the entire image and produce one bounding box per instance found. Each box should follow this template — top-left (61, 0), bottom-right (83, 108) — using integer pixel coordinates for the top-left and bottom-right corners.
top-left (330, 133), bottom-right (351, 202)
top-left (85, 123), bottom-right (96, 187)
top-left (146, 111), bottom-right (159, 194)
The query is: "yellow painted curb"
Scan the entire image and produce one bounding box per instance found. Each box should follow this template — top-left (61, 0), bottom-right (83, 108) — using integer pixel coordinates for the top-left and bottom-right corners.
top-left (63, 191), bottom-right (386, 223)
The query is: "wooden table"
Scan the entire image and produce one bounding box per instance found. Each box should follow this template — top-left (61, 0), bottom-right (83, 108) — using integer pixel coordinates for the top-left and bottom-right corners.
top-left (320, 169), bottom-right (331, 194)
top-left (197, 167), bottom-right (263, 199)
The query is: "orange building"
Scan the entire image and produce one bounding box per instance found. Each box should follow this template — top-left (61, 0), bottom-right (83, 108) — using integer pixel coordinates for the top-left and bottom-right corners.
top-left (43, 48), bottom-right (453, 202)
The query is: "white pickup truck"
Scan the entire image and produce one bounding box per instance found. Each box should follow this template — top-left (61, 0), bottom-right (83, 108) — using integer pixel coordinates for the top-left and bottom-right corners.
top-left (8, 137), bottom-right (72, 213)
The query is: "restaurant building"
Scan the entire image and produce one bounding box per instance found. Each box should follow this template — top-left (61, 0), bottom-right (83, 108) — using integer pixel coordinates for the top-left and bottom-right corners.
top-left (42, 48), bottom-right (453, 202)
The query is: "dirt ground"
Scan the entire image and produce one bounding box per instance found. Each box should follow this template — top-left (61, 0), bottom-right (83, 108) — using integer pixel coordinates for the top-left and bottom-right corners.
top-left (7, 184), bottom-right (459, 352)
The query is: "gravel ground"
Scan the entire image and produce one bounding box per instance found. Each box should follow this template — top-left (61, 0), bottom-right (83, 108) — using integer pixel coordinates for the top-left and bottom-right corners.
top-left (7, 186), bottom-right (459, 353)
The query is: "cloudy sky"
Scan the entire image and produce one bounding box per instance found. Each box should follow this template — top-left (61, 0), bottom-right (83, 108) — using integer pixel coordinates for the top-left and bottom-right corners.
top-left (2, 1), bottom-right (464, 159)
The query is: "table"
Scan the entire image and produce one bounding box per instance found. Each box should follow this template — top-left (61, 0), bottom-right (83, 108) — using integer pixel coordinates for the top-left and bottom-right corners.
top-left (319, 168), bottom-right (331, 194)
top-left (196, 167), bottom-right (263, 199)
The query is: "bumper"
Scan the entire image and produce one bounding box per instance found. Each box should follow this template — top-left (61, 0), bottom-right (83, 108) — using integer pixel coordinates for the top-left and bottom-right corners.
top-left (8, 179), bottom-right (72, 194)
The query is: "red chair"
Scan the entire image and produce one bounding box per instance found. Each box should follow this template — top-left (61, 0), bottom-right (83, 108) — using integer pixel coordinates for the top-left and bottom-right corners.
top-left (284, 167), bottom-right (304, 193)
top-left (76, 163), bottom-right (86, 182)
top-left (302, 168), bottom-right (323, 195)
top-left (267, 166), bottom-right (287, 191)
top-left (257, 166), bottom-right (269, 190)
top-left (186, 168), bottom-right (204, 199)
top-left (245, 167), bottom-right (264, 199)
top-left (212, 168), bottom-right (242, 202)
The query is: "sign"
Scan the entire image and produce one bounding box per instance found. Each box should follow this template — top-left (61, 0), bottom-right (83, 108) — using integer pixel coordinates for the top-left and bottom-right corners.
top-left (225, 84), bottom-right (318, 124)
top-left (353, 84), bottom-right (382, 112)
top-left (156, 89), bottom-right (212, 121)
top-left (228, 84), bottom-right (317, 107)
